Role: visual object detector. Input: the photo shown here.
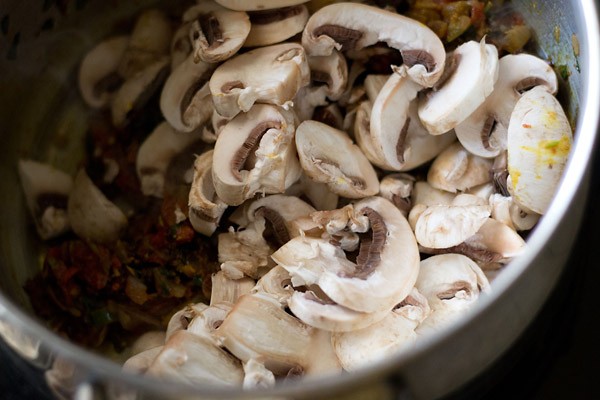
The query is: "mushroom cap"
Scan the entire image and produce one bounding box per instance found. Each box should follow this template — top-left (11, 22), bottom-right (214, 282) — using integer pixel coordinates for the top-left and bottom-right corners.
top-left (184, 2), bottom-right (251, 63)
top-left (302, 2), bottom-right (446, 87)
top-left (455, 53), bottom-right (558, 158)
top-left (209, 42), bottom-right (310, 118)
top-left (212, 104), bottom-right (300, 206)
top-left (67, 169), bottom-right (127, 243)
top-left (307, 49), bottom-right (348, 101)
top-left (136, 121), bottom-right (202, 198)
top-left (244, 5), bottom-right (310, 47)
top-left (78, 35), bottom-right (129, 109)
top-left (160, 54), bottom-right (215, 133)
top-left (506, 86), bottom-right (572, 214)
top-left (418, 39), bottom-right (499, 136)
top-left (427, 142), bottom-right (493, 193)
top-left (215, 0), bottom-right (309, 11)
top-left (295, 120), bottom-right (379, 199)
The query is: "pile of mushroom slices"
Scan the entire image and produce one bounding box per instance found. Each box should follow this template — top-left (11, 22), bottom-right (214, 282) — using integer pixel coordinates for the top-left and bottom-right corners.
top-left (43, 0), bottom-right (572, 389)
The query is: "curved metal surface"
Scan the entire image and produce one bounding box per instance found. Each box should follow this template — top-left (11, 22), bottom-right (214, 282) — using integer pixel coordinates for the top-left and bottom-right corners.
top-left (0, 1), bottom-right (598, 399)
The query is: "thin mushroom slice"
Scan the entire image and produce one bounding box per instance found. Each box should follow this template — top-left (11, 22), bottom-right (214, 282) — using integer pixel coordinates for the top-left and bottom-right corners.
top-left (67, 169), bottom-right (127, 243)
top-left (285, 173), bottom-right (339, 211)
top-left (418, 39), bottom-right (499, 136)
top-left (78, 35), bottom-right (128, 108)
top-left (165, 303), bottom-right (209, 341)
top-left (252, 265), bottom-right (294, 306)
top-left (415, 254), bottom-right (490, 336)
top-left (209, 42), bottom-right (310, 118)
top-left (215, 0), bottom-right (309, 11)
top-left (218, 225), bottom-right (273, 280)
top-left (302, 2), bottom-right (446, 87)
top-left (212, 104), bottom-right (301, 206)
top-left (455, 53), bottom-right (558, 158)
top-left (506, 86), bottom-right (572, 214)
top-left (411, 181), bottom-right (456, 207)
top-left (136, 121), bottom-right (202, 198)
top-left (170, 22), bottom-right (193, 70)
top-left (427, 142), bottom-right (493, 193)
top-left (160, 54), bottom-right (215, 133)
top-left (188, 150), bottom-right (228, 236)
top-left (123, 346), bottom-right (163, 375)
top-left (295, 120), bottom-right (379, 199)
top-left (379, 173), bottom-right (414, 217)
top-left (243, 359), bottom-right (276, 389)
top-left (111, 58), bottom-right (170, 128)
top-left (244, 5), bottom-right (310, 47)
top-left (117, 9), bottom-right (172, 80)
top-left (307, 49), bottom-right (348, 101)
top-left (183, 2), bottom-right (251, 63)
top-left (146, 330), bottom-right (243, 386)
top-left (187, 302), bottom-right (233, 344)
top-left (332, 288), bottom-right (430, 371)
top-left (489, 193), bottom-right (540, 232)
top-left (18, 160), bottom-right (73, 240)
top-left (210, 271), bottom-right (255, 305)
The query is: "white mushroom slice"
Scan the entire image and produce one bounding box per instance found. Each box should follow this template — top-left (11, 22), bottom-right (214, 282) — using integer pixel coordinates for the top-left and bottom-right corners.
top-left (287, 290), bottom-right (391, 332)
top-left (117, 9), bottom-right (172, 80)
top-left (293, 85), bottom-right (329, 122)
top-left (160, 54), bottom-right (215, 133)
top-left (210, 271), bottom-right (255, 305)
top-left (67, 169), bottom-right (127, 243)
top-left (364, 74), bottom-right (390, 102)
top-left (215, 0), bottom-right (309, 11)
top-left (455, 53), bottom-right (558, 158)
top-left (418, 39), bottom-right (499, 136)
top-left (295, 120), bottom-right (379, 199)
top-left (147, 330), bottom-right (243, 385)
top-left (130, 331), bottom-right (166, 356)
top-left (215, 293), bottom-right (314, 375)
top-left (243, 359), bottom-right (276, 389)
top-left (212, 105), bottom-right (301, 206)
top-left (285, 173), bottom-right (339, 211)
top-left (111, 58), bottom-right (170, 128)
top-left (252, 265), bottom-right (294, 306)
top-left (462, 218), bottom-right (526, 263)
top-left (18, 160), bottom-right (73, 240)
top-left (78, 36), bottom-right (128, 108)
top-left (414, 204), bottom-right (491, 249)
top-left (407, 204), bottom-right (427, 232)
top-left (170, 23), bottom-right (193, 70)
top-left (183, 2), bottom-right (251, 63)
top-left (307, 49), bottom-right (348, 101)
top-left (209, 43), bottom-right (310, 118)
top-left (244, 5), bottom-right (309, 47)
top-left (379, 173), bottom-right (414, 216)
top-left (427, 142), bottom-right (493, 193)
top-left (187, 302), bottom-right (233, 344)
top-left (332, 288), bottom-right (430, 371)
top-left (136, 121), bottom-right (201, 198)
top-left (188, 150), bottom-right (228, 236)
top-left (218, 225), bottom-right (273, 280)
top-left (411, 181), bottom-right (455, 207)
top-left (489, 193), bottom-right (540, 231)
top-left (123, 346), bottom-right (163, 374)
top-left (506, 86), bottom-right (572, 214)
top-left (165, 303), bottom-right (209, 341)
top-left (307, 328), bottom-right (342, 376)
top-left (302, 2), bottom-right (445, 87)
top-left (353, 100), bottom-right (388, 167)
top-left (415, 254), bottom-right (490, 336)
top-left (466, 182), bottom-right (496, 201)
top-left (451, 193), bottom-right (488, 207)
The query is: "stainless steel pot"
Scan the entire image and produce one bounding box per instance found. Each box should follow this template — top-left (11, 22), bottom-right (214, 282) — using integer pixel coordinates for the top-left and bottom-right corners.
top-left (0, 1), bottom-right (598, 399)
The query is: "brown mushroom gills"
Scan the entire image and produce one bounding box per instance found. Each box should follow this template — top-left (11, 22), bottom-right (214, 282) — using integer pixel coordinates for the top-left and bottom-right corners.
top-left (248, 5), bottom-right (305, 25)
top-left (231, 120), bottom-right (282, 181)
top-left (313, 25), bottom-right (364, 51)
top-left (351, 207), bottom-right (387, 280)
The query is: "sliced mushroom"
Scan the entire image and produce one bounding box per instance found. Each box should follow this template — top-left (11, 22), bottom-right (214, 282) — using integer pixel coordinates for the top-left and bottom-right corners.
top-left (332, 288), bottom-right (430, 371)
top-left (111, 58), bottom-right (170, 128)
top-left (313, 103), bottom-right (344, 130)
top-left (251, 265), bottom-right (294, 306)
top-left (244, 5), bottom-right (309, 47)
top-left (218, 226), bottom-right (273, 280)
top-left (302, 2), bottom-right (446, 87)
top-left (18, 160), bottom-right (73, 240)
top-left (136, 121), bottom-right (202, 198)
top-left (117, 9), bottom-right (172, 79)
top-left (212, 104), bottom-right (301, 206)
top-left (285, 173), bottom-right (339, 211)
top-left (210, 271), bottom-right (255, 305)
top-left (415, 254), bottom-right (490, 336)
top-left (78, 35), bottom-right (128, 108)
top-left (130, 331), bottom-right (166, 357)
top-left (427, 142), bottom-right (493, 193)
top-left (183, 2), bottom-right (251, 63)
top-left (379, 173), bottom-right (414, 217)
top-left (123, 346), bottom-right (163, 374)
top-left (506, 86), bottom-right (572, 214)
top-left (209, 42), bottom-right (310, 118)
top-left (418, 39), bottom-right (499, 136)
top-left (293, 85), bottom-right (329, 122)
top-left (165, 303), bottom-right (209, 341)
top-left (243, 358), bottom-right (276, 389)
top-left (215, 0), bottom-right (310, 11)
top-left (146, 330), bottom-right (243, 385)
top-left (187, 302), bottom-right (233, 345)
top-left (170, 22), bottom-right (193, 70)
top-left (295, 120), bottom-right (379, 199)
top-left (307, 49), bottom-right (348, 101)
top-left (455, 53), bottom-right (558, 158)
top-left (411, 181), bottom-right (455, 207)
top-left (160, 54), bottom-right (215, 133)
top-left (67, 169), bottom-right (127, 243)
top-left (461, 218), bottom-right (526, 263)
top-left (489, 193), bottom-right (540, 231)
top-left (188, 150), bottom-right (228, 236)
